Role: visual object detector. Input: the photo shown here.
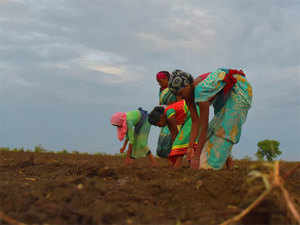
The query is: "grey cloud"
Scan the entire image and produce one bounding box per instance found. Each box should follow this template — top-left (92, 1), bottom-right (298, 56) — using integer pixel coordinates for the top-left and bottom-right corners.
top-left (0, 0), bottom-right (299, 159)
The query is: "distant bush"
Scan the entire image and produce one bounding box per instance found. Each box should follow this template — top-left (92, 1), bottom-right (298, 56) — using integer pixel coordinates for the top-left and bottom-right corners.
top-left (94, 152), bottom-right (109, 156)
top-left (0, 146), bottom-right (114, 156)
top-left (58, 149), bottom-right (69, 154)
top-left (34, 145), bottom-right (47, 153)
top-left (0, 147), bottom-right (28, 152)
top-left (12, 147), bottom-right (25, 152)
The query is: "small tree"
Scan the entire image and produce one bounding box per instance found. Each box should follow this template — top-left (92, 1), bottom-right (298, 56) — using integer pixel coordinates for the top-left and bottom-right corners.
top-left (256, 139), bottom-right (282, 161)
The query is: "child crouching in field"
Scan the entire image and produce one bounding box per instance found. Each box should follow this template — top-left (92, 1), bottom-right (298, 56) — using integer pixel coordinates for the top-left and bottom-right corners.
top-left (110, 108), bottom-right (157, 167)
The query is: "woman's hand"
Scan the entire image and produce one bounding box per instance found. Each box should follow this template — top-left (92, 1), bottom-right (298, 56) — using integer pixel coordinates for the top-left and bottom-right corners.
top-left (188, 144), bottom-right (200, 169)
top-left (120, 147), bottom-right (125, 153)
top-left (186, 146), bottom-right (195, 161)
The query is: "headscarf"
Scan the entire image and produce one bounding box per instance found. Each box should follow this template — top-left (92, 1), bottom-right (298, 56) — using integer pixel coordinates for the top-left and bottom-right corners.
top-left (168, 69), bottom-right (194, 94)
top-left (110, 112), bottom-right (127, 141)
top-left (156, 71), bottom-right (169, 81)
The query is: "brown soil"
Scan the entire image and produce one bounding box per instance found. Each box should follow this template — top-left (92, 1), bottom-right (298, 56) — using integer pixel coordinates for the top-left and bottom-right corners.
top-left (0, 151), bottom-right (299, 225)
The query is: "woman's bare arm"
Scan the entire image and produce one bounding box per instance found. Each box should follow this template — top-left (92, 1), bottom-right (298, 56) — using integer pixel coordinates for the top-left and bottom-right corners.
top-left (127, 143), bottom-right (132, 158)
top-left (186, 100), bottom-right (200, 147)
top-left (196, 101), bottom-right (210, 153)
top-left (167, 117), bottom-right (179, 142)
top-left (120, 139), bottom-right (128, 153)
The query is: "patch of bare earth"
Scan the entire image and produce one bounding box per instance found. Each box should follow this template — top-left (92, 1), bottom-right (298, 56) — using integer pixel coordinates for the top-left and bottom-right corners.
top-left (0, 151), bottom-right (299, 224)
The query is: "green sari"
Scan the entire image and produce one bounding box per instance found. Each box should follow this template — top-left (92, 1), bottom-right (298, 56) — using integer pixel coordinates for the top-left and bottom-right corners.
top-left (156, 88), bottom-right (177, 158)
top-left (126, 109), bottom-right (152, 159)
top-left (167, 101), bottom-right (200, 162)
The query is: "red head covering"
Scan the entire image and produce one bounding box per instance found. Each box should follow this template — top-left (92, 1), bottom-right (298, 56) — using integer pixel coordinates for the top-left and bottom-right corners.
top-left (156, 71), bottom-right (168, 81)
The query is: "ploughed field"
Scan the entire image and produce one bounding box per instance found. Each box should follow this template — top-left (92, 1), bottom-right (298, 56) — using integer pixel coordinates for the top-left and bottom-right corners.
top-left (0, 151), bottom-right (299, 225)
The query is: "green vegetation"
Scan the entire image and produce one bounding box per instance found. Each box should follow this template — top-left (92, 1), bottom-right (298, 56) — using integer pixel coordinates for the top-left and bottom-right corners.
top-left (256, 139), bottom-right (282, 161)
top-left (58, 149), bottom-right (69, 154)
top-left (93, 152), bottom-right (109, 156)
top-left (34, 145), bottom-right (47, 153)
top-left (0, 147), bottom-right (10, 151)
top-left (0, 147), bottom-right (30, 152)
top-left (0, 146), bottom-right (129, 158)
top-left (0, 146), bottom-right (81, 154)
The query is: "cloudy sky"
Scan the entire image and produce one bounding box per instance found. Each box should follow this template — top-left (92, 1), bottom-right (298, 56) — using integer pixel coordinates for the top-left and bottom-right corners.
top-left (0, 0), bottom-right (299, 160)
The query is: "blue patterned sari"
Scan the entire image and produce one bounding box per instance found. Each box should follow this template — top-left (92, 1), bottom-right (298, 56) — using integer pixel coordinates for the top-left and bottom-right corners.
top-left (194, 68), bottom-right (253, 169)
